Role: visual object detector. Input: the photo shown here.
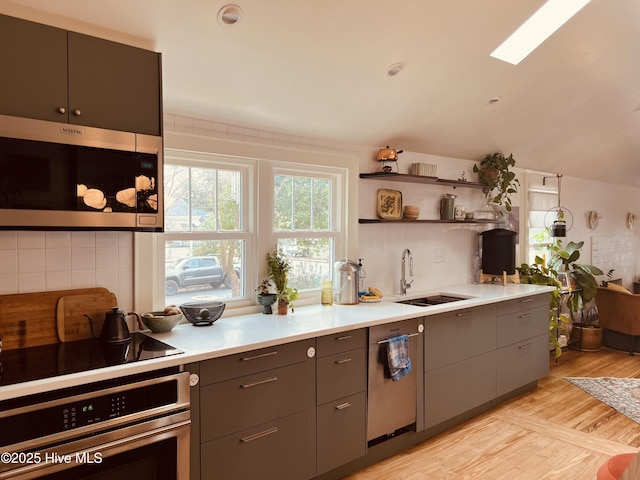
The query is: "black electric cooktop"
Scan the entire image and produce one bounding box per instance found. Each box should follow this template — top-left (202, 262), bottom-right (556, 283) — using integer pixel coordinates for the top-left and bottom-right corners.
top-left (0, 333), bottom-right (183, 387)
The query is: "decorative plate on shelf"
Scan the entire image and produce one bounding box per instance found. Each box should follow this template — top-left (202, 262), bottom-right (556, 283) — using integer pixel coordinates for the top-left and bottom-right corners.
top-left (377, 189), bottom-right (403, 219)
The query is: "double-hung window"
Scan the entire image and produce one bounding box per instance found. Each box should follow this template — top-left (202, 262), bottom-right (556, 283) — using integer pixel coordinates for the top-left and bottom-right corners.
top-left (270, 167), bottom-right (342, 295)
top-left (162, 150), bottom-right (251, 305)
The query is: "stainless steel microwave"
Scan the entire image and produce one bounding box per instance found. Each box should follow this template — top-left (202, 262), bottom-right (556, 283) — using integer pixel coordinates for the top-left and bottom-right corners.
top-left (0, 114), bottom-right (163, 231)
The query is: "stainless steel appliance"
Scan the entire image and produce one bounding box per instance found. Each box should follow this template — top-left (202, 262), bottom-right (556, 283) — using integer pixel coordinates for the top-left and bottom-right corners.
top-left (0, 368), bottom-right (189, 479)
top-left (0, 114), bottom-right (163, 231)
top-left (367, 318), bottom-right (423, 444)
top-left (334, 259), bottom-right (359, 305)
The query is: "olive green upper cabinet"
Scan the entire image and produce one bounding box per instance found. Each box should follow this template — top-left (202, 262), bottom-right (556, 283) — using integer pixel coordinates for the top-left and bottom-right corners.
top-left (0, 14), bottom-right (161, 136)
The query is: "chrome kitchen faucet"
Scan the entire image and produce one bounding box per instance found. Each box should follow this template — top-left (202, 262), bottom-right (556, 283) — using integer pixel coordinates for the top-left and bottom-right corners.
top-left (401, 249), bottom-right (414, 295)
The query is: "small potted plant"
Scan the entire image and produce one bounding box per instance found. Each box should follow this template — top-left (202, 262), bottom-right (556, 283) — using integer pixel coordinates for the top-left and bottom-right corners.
top-left (473, 152), bottom-right (520, 212)
top-left (255, 279), bottom-right (277, 314)
top-left (550, 209), bottom-right (567, 237)
top-left (266, 250), bottom-right (299, 314)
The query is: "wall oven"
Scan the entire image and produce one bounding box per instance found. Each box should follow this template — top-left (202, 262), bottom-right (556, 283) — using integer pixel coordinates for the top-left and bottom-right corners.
top-left (0, 114), bottom-right (163, 231)
top-left (0, 368), bottom-right (189, 479)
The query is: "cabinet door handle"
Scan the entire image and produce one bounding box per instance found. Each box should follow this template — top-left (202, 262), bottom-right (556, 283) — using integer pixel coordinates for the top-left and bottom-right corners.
top-left (57, 107), bottom-right (66, 114)
top-left (335, 358), bottom-right (352, 364)
top-left (520, 297), bottom-right (535, 303)
top-left (519, 313), bottom-right (534, 319)
top-left (240, 427), bottom-right (278, 443)
top-left (518, 343), bottom-right (533, 350)
top-left (73, 109), bottom-right (82, 116)
top-left (241, 351), bottom-right (277, 361)
top-left (456, 312), bottom-right (471, 317)
top-left (335, 402), bottom-right (352, 410)
top-left (241, 376), bottom-right (278, 388)
top-left (336, 335), bottom-right (352, 341)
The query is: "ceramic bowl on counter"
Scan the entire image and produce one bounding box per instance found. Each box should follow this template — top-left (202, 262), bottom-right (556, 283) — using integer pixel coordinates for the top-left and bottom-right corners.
top-left (141, 312), bottom-right (183, 333)
top-left (403, 205), bottom-right (420, 220)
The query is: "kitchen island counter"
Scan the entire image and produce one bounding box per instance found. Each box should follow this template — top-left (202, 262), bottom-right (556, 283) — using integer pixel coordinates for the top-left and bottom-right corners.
top-left (0, 283), bottom-right (553, 400)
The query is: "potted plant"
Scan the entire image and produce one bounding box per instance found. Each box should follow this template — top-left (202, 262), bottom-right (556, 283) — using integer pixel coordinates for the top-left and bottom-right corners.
top-left (519, 239), bottom-right (604, 357)
top-left (266, 250), bottom-right (299, 314)
top-left (255, 279), bottom-right (277, 314)
top-left (473, 152), bottom-right (520, 212)
top-left (550, 209), bottom-right (567, 237)
top-left (517, 258), bottom-right (568, 359)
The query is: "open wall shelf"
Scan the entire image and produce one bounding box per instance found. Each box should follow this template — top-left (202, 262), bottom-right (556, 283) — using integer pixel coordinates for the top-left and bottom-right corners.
top-left (359, 172), bottom-right (487, 189)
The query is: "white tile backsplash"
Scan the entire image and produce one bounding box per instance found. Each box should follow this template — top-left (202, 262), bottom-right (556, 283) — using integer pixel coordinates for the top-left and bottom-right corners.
top-left (3, 231), bottom-right (134, 309)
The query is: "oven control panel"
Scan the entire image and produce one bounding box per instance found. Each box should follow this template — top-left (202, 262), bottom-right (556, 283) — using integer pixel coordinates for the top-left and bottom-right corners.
top-left (0, 375), bottom-right (184, 448)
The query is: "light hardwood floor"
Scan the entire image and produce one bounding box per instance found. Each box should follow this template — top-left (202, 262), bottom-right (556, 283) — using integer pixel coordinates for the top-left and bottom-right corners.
top-left (346, 347), bottom-right (640, 480)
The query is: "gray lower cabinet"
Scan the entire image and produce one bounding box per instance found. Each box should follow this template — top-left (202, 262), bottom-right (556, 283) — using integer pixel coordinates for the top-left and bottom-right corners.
top-left (0, 13), bottom-right (161, 136)
top-left (315, 329), bottom-right (367, 476)
top-left (195, 339), bottom-right (316, 480)
top-left (496, 294), bottom-right (550, 397)
top-left (424, 304), bottom-right (496, 428)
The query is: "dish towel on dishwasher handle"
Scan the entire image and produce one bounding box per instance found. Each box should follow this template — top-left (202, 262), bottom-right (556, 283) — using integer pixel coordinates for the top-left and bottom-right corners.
top-left (387, 334), bottom-right (412, 382)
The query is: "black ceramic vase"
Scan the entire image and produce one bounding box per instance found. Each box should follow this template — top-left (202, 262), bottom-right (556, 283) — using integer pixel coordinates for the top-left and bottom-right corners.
top-left (257, 294), bottom-right (277, 314)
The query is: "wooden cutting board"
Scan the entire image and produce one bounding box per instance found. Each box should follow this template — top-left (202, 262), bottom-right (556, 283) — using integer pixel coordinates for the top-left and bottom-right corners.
top-left (56, 292), bottom-right (118, 342)
top-left (0, 287), bottom-right (110, 350)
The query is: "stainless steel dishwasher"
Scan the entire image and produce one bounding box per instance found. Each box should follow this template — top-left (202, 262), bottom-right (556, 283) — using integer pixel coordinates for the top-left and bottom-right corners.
top-left (367, 317), bottom-right (423, 444)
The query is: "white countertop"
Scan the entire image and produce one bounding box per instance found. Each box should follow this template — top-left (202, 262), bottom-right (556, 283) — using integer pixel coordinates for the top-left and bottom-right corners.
top-left (0, 283), bottom-right (554, 400)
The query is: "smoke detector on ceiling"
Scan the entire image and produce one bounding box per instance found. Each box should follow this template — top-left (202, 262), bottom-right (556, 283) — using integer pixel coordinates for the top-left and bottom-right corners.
top-left (218, 4), bottom-right (243, 26)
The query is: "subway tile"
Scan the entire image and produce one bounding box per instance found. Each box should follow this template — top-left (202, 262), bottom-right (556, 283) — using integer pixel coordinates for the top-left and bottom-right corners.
top-left (71, 231), bottom-right (95, 248)
top-left (72, 248), bottom-right (96, 270)
top-left (96, 269), bottom-right (119, 292)
top-left (96, 247), bottom-right (119, 269)
top-left (45, 231), bottom-right (71, 248)
top-left (71, 269), bottom-right (95, 289)
top-left (0, 274), bottom-right (17, 294)
top-left (0, 232), bottom-right (17, 249)
top-left (96, 231), bottom-right (119, 248)
top-left (46, 248), bottom-right (72, 272)
top-left (18, 272), bottom-right (45, 293)
top-left (46, 270), bottom-right (71, 291)
top-left (0, 250), bottom-right (18, 274)
top-left (18, 249), bottom-right (45, 273)
top-left (17, 231), bottom-right (45, 249)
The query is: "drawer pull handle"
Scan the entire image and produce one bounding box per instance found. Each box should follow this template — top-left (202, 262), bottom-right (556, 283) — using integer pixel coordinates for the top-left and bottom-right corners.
top-left (519, 313), bottom-right (534, 319)
top-left (518, 343), bottom-right (533, 350)
top-left (520, 298), bottom-right (535, 303)
top-left (241, 351), bottom-right (277, 361)
top-left (241, 377), bottom-right (278, 388)
top-left (335, 358), bottom-right (352, 364)
top-left (335, 402), bottom-right (352, 410)
top-left (240, 427), bottom-right (278, 443)
top-left (378, 332), bottom-right (420, 344)
top-left (456, 312), bottom-right (471, 317)
top-left (336, 335), bottom-right (352, 341)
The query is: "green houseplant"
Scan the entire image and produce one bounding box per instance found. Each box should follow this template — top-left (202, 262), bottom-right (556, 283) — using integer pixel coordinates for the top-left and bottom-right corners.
top-left (266, 250), bottom-right (299, 314)
top-left (518, 239), bottom-right (603, 358)
top-left (473, 152), bottom-right (520, 212)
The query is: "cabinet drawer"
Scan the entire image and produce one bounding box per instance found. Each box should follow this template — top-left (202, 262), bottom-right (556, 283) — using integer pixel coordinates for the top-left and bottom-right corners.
top-left (200, 339), bottom-right (314, 385)
top-left (496, 333), bottom-right (549, 397)
top-left (201, 360), bottom-right (313, 441)
top-left (316, 328), bottom-right (366, 357)
top-left (425, 304), bottom-right (496, 370)
top-left (497, 305), bottom-right (548, 348)
top-left (317, 348), bottom-right (366, 404)
top-left (425, 351), bottom-right (496, 428)
top-left (201, 410), bottom-right (309, 480)
top-left (317, 392), bottom-right (366, 475)
top-left (496, 294), bottom-right (549, 316)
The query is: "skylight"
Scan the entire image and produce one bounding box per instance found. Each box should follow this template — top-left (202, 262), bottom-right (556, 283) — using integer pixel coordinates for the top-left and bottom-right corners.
top-left (490, 0), bottom-right (591, 65)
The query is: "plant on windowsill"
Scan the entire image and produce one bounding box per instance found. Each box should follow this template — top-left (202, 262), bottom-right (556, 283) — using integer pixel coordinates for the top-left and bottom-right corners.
top-left (266, 250), bottom-right (299, 314)
top-left (473, 152), bottom-right (520, 212)
top-left (255, 279), bottom-right (277, 314)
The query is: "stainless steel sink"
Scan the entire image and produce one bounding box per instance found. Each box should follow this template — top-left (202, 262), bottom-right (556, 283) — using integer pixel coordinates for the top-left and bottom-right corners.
top-left (396, 294), bottom-right (467, 307)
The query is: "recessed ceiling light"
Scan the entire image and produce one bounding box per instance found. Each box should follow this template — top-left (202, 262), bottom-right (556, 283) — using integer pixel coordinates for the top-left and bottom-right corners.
top-left (387, 63), bottom-right (404, 76)
top-left (218, 4), bottom-right (243, 26)
top-left (490, 0), bottom-right (591, 65)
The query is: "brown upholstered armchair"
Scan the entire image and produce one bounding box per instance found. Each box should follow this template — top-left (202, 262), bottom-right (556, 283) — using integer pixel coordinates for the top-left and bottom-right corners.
top-left (595, 285), bottom-right (640, 354)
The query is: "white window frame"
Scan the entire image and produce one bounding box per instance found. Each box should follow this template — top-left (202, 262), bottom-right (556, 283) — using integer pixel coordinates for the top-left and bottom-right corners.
top-left (134, 131), bottom-right (357, 314)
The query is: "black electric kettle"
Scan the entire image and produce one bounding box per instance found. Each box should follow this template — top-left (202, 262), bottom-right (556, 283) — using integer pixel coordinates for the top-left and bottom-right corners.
top-left (85, 307), bottom-right (144, 344)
